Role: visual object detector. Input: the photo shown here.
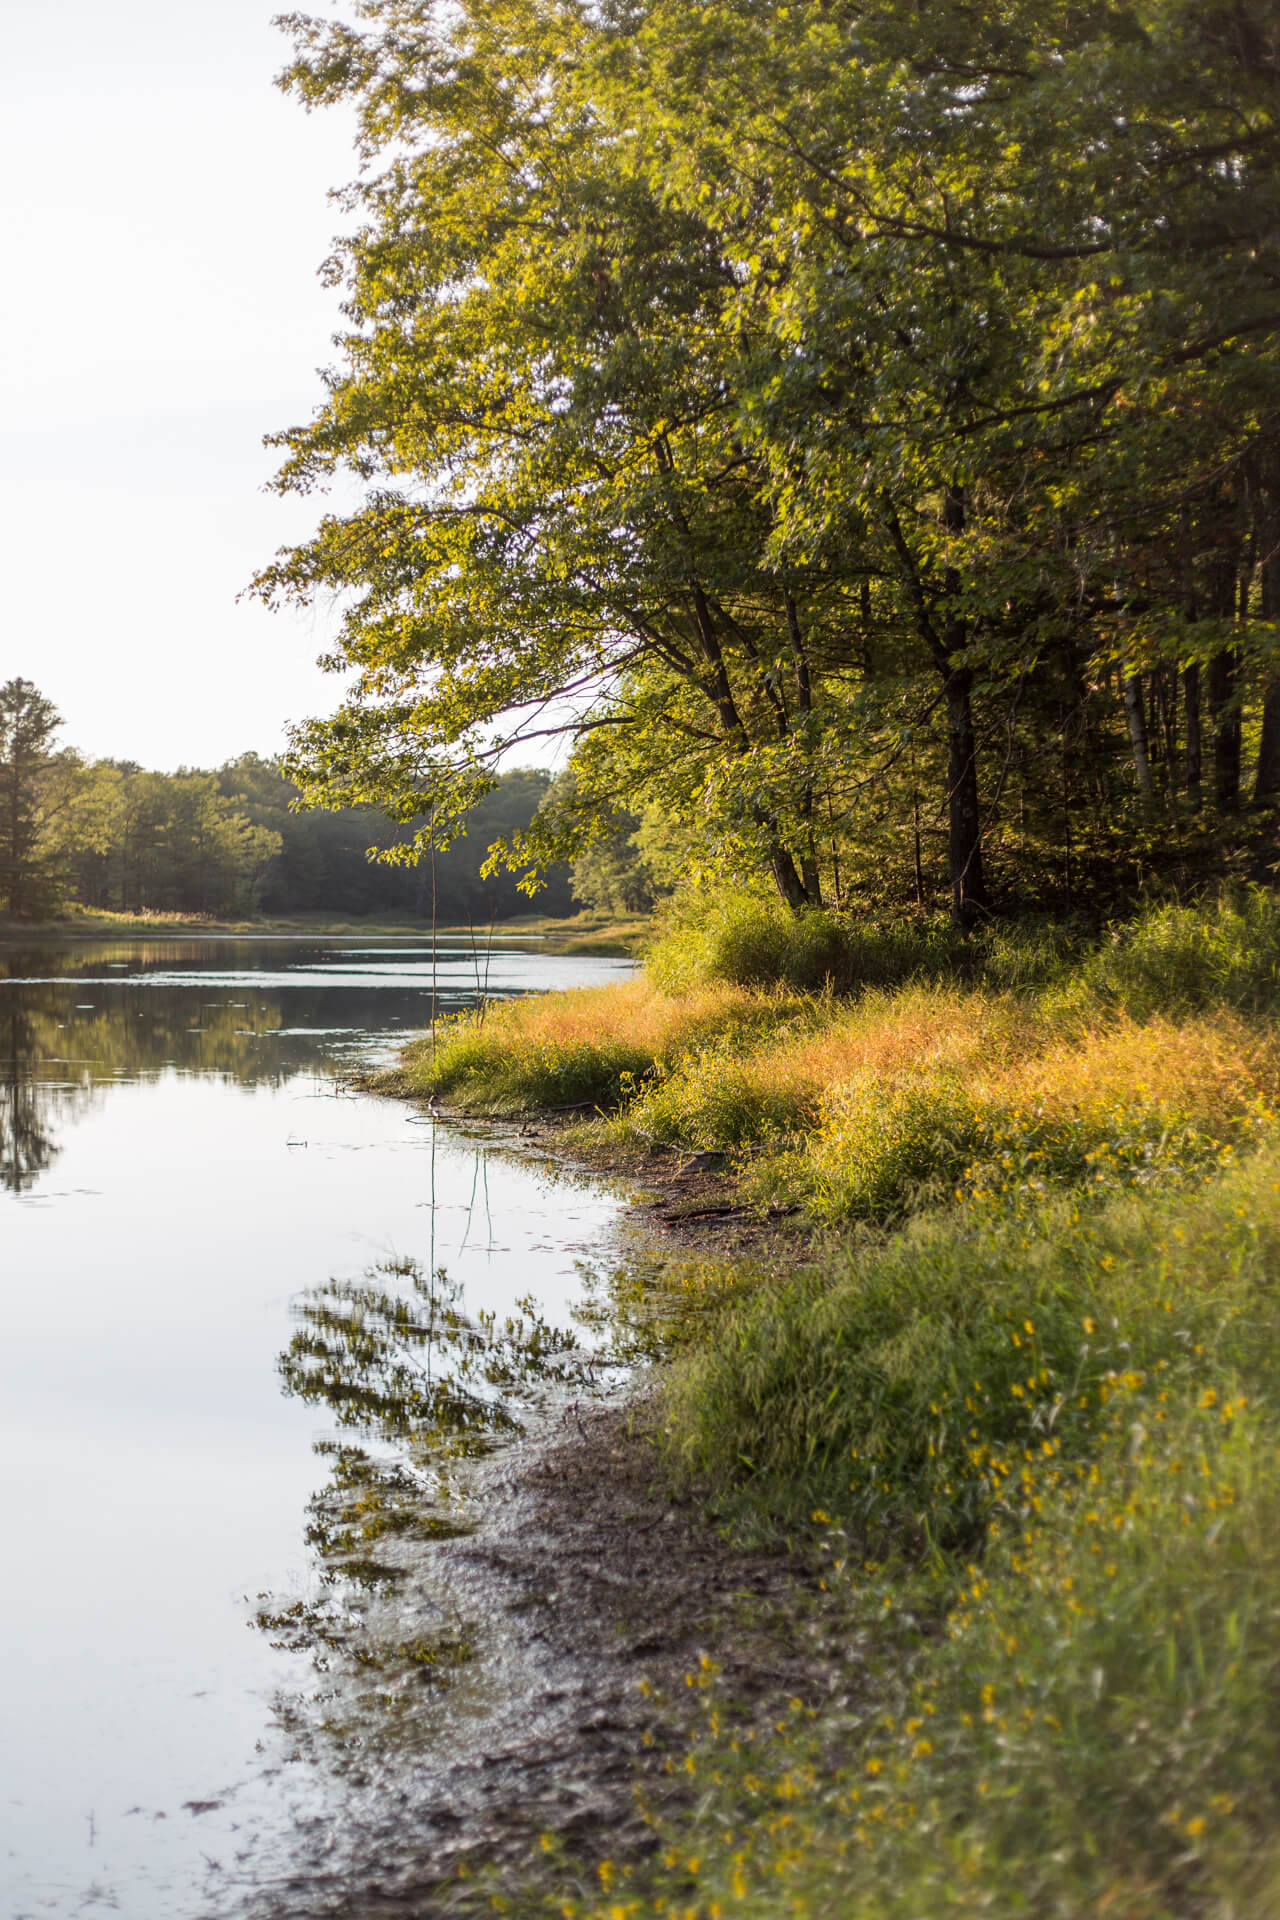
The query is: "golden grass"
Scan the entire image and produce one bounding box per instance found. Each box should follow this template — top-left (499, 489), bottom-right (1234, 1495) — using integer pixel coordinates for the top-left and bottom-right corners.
top-left (432, 976), bottom-right (783, 1057)
top-left (719, 985), bottom-right (1023, 1104)
top-left (1003, 1011), bottom-right (1280, 1123)
top-left (803, 1008), bottom-right (1280, 1127)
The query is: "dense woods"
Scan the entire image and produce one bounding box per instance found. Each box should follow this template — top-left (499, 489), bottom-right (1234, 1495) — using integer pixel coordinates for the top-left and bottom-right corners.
top-left (251, 0), bottom-right (1280, 920)
top-left (0, 679), bottom-right (575, 921)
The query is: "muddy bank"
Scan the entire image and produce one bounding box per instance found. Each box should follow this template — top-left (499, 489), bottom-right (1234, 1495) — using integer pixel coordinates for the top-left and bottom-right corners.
top-left (236, 1103), bottom-right (836, 1919)
top-left (252, 1398), bottom-right (847, 1920)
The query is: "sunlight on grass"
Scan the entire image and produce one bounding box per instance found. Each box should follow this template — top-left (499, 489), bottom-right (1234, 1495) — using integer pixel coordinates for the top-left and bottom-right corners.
top-left (387, 892), bottom-right (1280, 1917)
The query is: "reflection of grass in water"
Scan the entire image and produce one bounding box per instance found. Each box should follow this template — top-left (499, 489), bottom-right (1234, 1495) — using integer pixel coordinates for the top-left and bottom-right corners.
top-left (255, 1593), bottom-right (476, 1681)
top-left (303, 1443), bottom-right (476, 1591)
top-left (258, 1256), bottom-right (624, 1733)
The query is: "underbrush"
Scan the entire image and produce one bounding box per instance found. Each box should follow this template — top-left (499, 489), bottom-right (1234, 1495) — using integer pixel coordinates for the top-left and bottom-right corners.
top-left (540, 1150), bottom-right (1280, 1920)
top-left (643, 888), bottom-right (1078, 996)
top-left (643, 883), bottom-right (1280, 1010)
top-left (393, 888), bottom-right (1280, 1916)
top-left (389, 978), bottom-right (802, 1113)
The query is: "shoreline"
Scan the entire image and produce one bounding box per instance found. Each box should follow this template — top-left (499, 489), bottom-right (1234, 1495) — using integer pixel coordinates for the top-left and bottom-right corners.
top-left (351, 900), bottom-right (1280, 1918)
top-left (0, 910), bottom-right (646, 955)
top-left (292, 1089), bottom-right (831, 1913)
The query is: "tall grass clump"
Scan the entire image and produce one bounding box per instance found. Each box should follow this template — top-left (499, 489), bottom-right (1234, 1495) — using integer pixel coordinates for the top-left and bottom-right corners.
top-left (664, 1146), bottom-right (1280, 1545)
top-left (644, 889), bottom-right (981, 995)
top-left (645, 885), bottom-right (1092, 996)
top-left (1070, 886), bottom-right (1280, 1019)
top-left (390, 977), bottom-right (792, 1113)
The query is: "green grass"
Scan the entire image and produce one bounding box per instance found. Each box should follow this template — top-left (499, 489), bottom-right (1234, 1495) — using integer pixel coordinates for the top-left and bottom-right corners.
top-left (663, 1147), bottom-right (1280, 1547)
top-left (387, 889), bottom-right (1280, 1916)
top-left (531, 1150), bottom-right (1280, 1920)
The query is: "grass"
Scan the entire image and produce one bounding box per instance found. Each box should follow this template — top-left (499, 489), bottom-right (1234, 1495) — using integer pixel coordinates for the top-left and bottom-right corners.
top-left (525, 1154), bottom-right (1280, 1920)
top-left (384, 978), bottom-right (801, 1114)
top-left (385, 887), bottom-right (1280, 1917)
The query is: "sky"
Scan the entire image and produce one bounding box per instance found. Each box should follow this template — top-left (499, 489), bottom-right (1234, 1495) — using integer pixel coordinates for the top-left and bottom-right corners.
top-left (1, 0), bottom-right (366, 771)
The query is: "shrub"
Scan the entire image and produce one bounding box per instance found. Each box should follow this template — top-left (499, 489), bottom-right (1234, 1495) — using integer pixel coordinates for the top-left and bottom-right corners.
top-left (621, 1044), bottom-right (817, 1150)
top-left (1072, 887), bottom-right (1280, 1020)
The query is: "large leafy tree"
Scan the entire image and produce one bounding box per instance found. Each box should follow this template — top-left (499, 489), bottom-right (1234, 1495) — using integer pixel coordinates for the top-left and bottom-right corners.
top-left (624, 0), bottom-right (1280, 899)
top-left (255, 0), bottom-right (909, 908)
top-left (0, 679), bottom-right (69, 917)
top-left (261, 0), bottom-right (1280, 917)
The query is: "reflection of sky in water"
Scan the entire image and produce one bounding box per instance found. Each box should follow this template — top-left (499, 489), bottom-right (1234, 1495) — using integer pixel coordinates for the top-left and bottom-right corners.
top-left (0, 940), bottom-right (635, 1920)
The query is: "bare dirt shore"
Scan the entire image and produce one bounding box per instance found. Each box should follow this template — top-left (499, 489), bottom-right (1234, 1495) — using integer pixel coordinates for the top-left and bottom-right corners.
top-left (256, 1397), bottom-right (851, 1920)
top-left (246, 1108), bottom-right (839, 1919)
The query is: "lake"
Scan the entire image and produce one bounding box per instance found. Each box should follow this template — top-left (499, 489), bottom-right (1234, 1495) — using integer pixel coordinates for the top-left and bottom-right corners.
top-left (0, 937), bottom-right (636, 1919)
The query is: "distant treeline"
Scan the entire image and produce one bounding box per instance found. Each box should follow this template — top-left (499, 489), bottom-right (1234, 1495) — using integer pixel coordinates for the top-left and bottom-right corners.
top-left (0, 680), bottom-right (579, 922)
top-left (67, 755), bottom-right (577, 921)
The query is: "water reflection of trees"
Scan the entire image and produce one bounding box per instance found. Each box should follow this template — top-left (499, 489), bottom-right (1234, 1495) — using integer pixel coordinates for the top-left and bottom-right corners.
top-left (0, 940), bottom-right (246, 980)
top-left (254, 1259), bottom-right (610, 1752)
top-left (0, 989), bottom-right (310, 1190)
top-left (0, 1006), bottom-right (63, 1189)
top-left (280, 1257), bottom-right (596, 1451)
top-left (0, 974), bottom-right (438, 1192)
top-left (6, 983), bottom-right (368, 1086)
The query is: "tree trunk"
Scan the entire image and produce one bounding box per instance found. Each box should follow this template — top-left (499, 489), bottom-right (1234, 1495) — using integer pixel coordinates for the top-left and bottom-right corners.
top-left (945, 666), bottom-right (986, 922)
top-left (1183, 665), bottom-right (1203, 806)
top-left (1155, 666), bottom-right (1178, 790)
top-left (1203, 539), bottom-right (1242, 813)
top-left (881, 488), bottom-right (986, 920)
top-left (941, 488), bottom-right (986, 922)
top-left (1207, 649), bottom-right (1241, 812)
top-left (785, 595), bottom-right (823, 908)
top-left (769, 844), bottom-right (810, 911)
top-left (1122, 671), bottom-right (1153, 800)
top-left (1255, 468), bottom-right (1280, 797)
top-left (1255, 681), bottom-right (1280, 799)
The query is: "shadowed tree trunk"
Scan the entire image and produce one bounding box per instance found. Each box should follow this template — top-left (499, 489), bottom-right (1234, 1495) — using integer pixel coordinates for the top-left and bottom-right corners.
top-left (1122, 671), bottom-right (1153, 801)
top-left (941, 487), bottom-right (986, 922)
top-left (944, 666), bottom-right (986, 921)
top-left (1183, 665), bottom-right (1203, 806)
top-left (1208, 648), bottom-right (1242, 811)
top-left (1254, 459), bottom-right (1280, 798)
top-left (883, 488), bottom-right (986, 922)
top-left (1204, 543), bottom-right (1242, 813)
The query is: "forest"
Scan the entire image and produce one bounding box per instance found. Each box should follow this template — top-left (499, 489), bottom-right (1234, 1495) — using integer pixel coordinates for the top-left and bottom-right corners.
top-left (251, 0), bottom-right (1280, 927)
top-left (0, 677), bottom-right (581, 922)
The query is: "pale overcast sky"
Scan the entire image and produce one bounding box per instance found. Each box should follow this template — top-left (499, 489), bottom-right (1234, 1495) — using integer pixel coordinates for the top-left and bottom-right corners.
top-left (1, 0), bottom-right (366, 770)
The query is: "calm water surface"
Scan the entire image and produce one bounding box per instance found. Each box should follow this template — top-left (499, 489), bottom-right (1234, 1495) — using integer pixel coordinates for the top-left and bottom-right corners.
top-left (0, 938), bottom-right (634, 1919)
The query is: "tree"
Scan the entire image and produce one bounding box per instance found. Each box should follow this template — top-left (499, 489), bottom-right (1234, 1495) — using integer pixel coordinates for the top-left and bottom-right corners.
top-left (258, 0), bottom-right (1280, 921)
top-left (256, 0), bottom-right (889, 910)
top-left (0, 678), bottom-right (66, 916)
